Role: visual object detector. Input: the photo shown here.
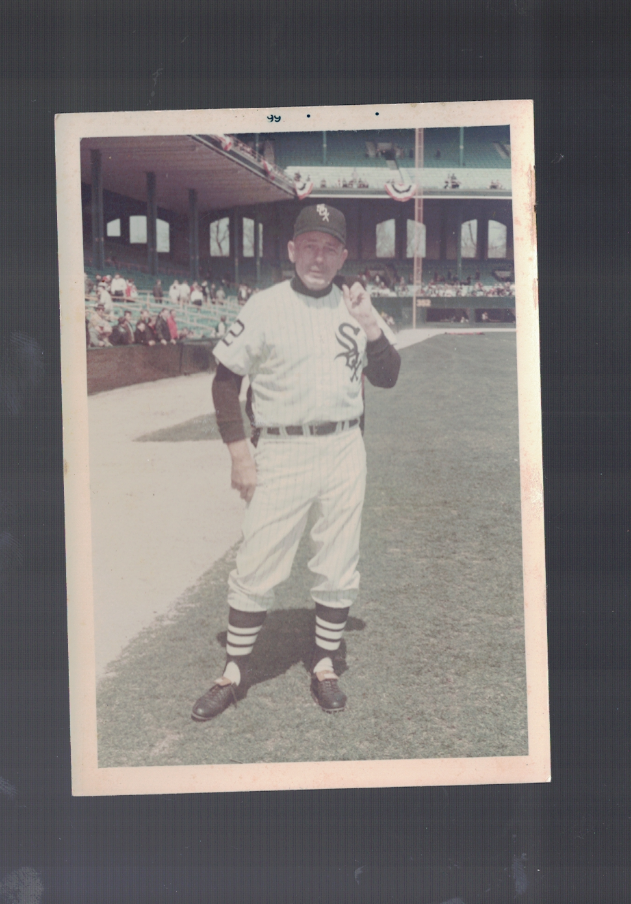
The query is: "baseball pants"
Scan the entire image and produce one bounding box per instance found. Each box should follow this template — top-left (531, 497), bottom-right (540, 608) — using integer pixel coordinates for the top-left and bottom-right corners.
top-left (227, 427), bottom-right (367, 613)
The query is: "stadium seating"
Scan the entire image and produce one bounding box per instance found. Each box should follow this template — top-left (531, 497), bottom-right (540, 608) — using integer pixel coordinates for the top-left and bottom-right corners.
top-left (85, 291), bottom-right (241, 340)
top-left (274, 127), bottom-right (511, 170)
top-left (340, 259), bottom-right (512, 287)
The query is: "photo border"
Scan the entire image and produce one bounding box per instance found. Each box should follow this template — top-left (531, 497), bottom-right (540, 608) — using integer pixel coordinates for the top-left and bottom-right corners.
top-left (56, 99), bottom-right (549, 796)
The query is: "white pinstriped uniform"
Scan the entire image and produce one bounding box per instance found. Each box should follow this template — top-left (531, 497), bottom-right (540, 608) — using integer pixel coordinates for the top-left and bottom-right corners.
top-left (213, 279), bottom-right (395, 618)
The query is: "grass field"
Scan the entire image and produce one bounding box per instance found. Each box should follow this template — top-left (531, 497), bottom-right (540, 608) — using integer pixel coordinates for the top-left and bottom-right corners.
top-left (97, 333), bottom-right (527, 767)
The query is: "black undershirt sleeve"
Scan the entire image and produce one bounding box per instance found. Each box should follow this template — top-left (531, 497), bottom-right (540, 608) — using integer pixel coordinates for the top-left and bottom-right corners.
top-left (212, 363), bottom-right (246, 444)
top-left (363, 330), bottom-right (401, 388)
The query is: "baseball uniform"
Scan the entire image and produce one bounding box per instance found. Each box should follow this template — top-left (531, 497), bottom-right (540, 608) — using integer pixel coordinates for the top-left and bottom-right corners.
top-left (192, 205), bottom-right (400, 720)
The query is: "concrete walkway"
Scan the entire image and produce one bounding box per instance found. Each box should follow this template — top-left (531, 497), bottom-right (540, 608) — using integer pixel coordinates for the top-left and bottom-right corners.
top-left (89, 372), bottom-right (246, 678)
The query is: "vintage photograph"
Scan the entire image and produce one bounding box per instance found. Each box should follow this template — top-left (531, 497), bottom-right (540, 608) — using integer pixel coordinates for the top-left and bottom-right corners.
top-left (56, 102), bottom-right (548, 795)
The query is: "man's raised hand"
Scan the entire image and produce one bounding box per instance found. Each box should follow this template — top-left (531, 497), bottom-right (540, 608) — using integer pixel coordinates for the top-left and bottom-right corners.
top-left (342, 282), bottom-right (382, 341)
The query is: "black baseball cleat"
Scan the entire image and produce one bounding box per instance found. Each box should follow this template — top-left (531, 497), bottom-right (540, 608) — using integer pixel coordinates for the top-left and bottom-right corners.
top-left (310, 671), bottom-right (347, 713)
top-left (191, 680), bottom-right (239, 722)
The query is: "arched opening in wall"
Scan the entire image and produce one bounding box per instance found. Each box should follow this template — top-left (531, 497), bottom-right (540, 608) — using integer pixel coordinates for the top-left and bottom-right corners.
top-left (376, 219), bottom-right (395, 258)
top-left (129, 216), bottom-right (170, 251)
top-left (406, 220), bottom-right (426, 258)
top-left (242, 218), bottom-right (263, 257)
top-left (106, 218), bottom-right (121, 237)
top-left (488, 220), bottom-right (507, 258)
top-left (210, 217), bottom-right (230, 257)
top-left (461, 219), bottom-right (478, 258)
top-left (129, 215), bottom-right (147, 244)
top-left (157, 219), bottom-right (170, 253)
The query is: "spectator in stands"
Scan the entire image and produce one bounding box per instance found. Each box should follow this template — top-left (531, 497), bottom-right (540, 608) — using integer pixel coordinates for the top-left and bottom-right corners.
top-left (84, 273), bottom-right (94, 296)
top-left (169, 279), bottom-right (181, 305)
top-left (154, 308), bottom-right (177, 345)
top-left (167, 309), bottom-right (179, 340)
top-left (209, 283), bottom-right (217, 303)
top-left (97, 281), bottom-right (114, 317)
top-left (111, 311), bottom-right (135, 346)
top-left (217, 315), bottom-right (227, 338)
top-left (215, 283), bottom-right (226, 303)
top-left (153, 279), bottom-right (164, 300)
top-left (201, 280), bottom-right (210, 304)
top-left (179, 280), bottom-right (191, 304)
top-left (134, 316), bottom-right (156, 346)
top-left (87, 303), bottom-right (113, 347)
top-left (111, 273), bottom-right (126, 298)
top-left (237, 283), bottom-right (249, 305)
top-left (190, 282), bottom-right (204, 306)
top-left (123, 278), bottom-right (137, 301)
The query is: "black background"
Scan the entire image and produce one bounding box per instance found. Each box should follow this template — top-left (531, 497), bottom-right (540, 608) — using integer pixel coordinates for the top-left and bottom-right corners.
top-left (1, 1), bottom-right (630, 901)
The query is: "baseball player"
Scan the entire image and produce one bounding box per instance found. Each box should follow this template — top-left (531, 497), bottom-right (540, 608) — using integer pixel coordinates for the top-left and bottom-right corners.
top-left (192, 204), bottom-right (401, 721)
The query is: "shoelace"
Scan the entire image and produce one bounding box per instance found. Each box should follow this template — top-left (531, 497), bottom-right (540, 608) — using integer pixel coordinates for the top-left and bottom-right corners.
top-left (208, 681), bottom-right (238, 707)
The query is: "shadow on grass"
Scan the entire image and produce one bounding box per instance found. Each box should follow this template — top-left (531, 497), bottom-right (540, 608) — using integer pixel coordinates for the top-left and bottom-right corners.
top-left (215, 610), bottom-right (366, 689)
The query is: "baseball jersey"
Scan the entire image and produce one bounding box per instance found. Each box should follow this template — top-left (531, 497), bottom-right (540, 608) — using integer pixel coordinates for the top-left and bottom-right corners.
top-left (213, 279), bottom-right (396, 428)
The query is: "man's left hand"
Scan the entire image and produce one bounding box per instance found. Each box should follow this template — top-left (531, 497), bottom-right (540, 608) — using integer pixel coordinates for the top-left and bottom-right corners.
top-left (342, 282), bottom-right (382, 342)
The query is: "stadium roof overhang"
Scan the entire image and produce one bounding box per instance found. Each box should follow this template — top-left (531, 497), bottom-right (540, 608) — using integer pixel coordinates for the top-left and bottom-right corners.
top-left (80, 135), bottom-right (295, 215)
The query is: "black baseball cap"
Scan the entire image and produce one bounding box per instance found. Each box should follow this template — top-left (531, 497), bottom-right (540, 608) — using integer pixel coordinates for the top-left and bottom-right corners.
top-left (293, 204), bottom-right (346, 246)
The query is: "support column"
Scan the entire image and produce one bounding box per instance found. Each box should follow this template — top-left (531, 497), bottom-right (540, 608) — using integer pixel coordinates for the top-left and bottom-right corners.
top-left (146, 171), bottom-right (158, 277)
top-left (477, 214), bottom-right (489, 261)
top-left (439, 202), bottom-right (447, 259)
top-left (395, 210), bottom-right (406, 261)
top-left (254, 207), bottom-right (261, 285)
top-left (230, 211), bottom-right (240, 285)
top-left (197, 213), bottom-right (210, 276)
top-left (188, 189), bottom-right (199, 282)
top-left (456, 202), bottom-right (463, 282)
top-left (91, 149), bottom-right (105, 270)
top-left (459, 127), bottom-right (465, 167)
top-left (322, 131), bottom-right (327, 165)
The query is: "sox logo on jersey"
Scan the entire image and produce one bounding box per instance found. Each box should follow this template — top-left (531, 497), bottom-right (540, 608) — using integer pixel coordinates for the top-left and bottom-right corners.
top-left (335, 322), bottom-right (362, 381)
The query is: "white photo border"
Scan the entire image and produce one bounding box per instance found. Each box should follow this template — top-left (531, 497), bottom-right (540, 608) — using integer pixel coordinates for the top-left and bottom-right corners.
top-left (56, 100), bottom-right (549, 796)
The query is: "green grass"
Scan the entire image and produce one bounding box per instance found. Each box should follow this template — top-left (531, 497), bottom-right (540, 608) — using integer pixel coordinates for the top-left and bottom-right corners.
top-left (97, 333), bottom-right (528, 766)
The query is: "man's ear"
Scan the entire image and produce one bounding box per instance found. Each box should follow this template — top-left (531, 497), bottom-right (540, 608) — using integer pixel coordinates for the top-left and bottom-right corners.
top-left (340, 247), bottom-right (349, 265)
top-left (287, 240), bottom-right (296, 263)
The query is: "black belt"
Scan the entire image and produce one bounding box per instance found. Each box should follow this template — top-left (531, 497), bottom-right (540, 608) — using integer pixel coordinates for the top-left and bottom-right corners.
top-left (262, 419), bottom-right (359, 437)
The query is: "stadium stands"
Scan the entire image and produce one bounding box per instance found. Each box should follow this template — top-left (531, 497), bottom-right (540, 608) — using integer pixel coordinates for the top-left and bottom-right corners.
top-left (85, 261), bottom-right (243, 341)
top-left (275, 127), bottom-right (511, 170)
top-left (85, 292), bottom-right (241, 340)
top-left (340, 258), bottom-right (513, 288)
top-left (284, 166), bottom-right (511, 195)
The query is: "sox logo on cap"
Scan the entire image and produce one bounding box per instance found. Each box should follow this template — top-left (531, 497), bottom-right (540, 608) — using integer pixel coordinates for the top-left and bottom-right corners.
top-left (316, 204), bottom-right (330, 222)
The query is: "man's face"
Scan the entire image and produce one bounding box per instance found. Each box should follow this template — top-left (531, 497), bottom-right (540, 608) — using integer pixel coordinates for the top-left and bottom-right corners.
top-left (288, 231), bottom-right (348, 291)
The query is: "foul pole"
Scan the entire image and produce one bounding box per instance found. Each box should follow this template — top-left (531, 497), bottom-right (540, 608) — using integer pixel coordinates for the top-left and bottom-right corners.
top-left (412, 127), bottom-right (424, 328)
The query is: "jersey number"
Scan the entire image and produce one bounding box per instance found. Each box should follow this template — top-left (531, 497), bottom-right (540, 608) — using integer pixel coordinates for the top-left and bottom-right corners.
top-left (221, 318), bottom-right (245, 346)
